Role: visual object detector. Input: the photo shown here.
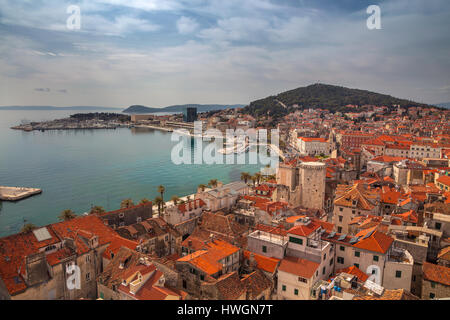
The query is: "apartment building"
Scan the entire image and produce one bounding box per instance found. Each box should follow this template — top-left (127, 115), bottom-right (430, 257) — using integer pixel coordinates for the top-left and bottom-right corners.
top-left (332, 183), bottom-right (380, 234)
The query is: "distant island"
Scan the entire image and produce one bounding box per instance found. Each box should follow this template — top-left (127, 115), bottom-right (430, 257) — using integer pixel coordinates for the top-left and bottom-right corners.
top-left (243, 83), bottom-right (440, 117)
top-left (0, 106), bottom-right (122, 111)
top-left (123, 104), bottom-right (245, 114)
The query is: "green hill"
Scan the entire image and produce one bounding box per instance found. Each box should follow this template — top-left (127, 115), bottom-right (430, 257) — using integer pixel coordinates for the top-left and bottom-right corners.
top-left (243, 83), bottom-right (436, 117)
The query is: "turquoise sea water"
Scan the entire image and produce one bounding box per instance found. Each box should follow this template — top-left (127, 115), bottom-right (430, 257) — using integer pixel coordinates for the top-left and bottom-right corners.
top-left (0, 110), bottom-right (272, 237)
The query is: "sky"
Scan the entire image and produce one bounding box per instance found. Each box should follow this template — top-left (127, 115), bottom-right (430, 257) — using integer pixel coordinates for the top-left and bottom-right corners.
top-left (0, 0), bottom-right (450, 108)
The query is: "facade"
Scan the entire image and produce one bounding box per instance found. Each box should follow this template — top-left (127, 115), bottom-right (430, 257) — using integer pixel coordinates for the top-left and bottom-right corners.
top-left (297, 137), bottom-right (330, 156)
top-left (299, 162), bottom-right (326, 210)
top-left (176, 238), bottom-right (240, 297)
top-left (332, 183), bottom-right (379, 234)
top-left (421, 262), bottom-right (450, 299)
top-left (183, 107), bottom-right (197, 123)
top-left (0, 215), bottom-right (138, 300)
top-left (98, 202), bottom-right (153, 229)
top-left (196, 181), bottom-right (249, 212)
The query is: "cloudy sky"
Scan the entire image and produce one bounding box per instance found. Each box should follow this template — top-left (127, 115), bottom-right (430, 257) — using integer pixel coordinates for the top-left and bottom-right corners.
top-left (0, 0), bottom-right (449, 107)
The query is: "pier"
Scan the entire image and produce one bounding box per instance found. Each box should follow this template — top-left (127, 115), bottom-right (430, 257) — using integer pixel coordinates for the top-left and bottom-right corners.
top-left (0, 186), bottom-right (42, 201)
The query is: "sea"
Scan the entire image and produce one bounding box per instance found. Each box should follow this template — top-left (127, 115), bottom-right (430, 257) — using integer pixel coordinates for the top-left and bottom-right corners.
top-left (0, 109), bottom-right (273, 237)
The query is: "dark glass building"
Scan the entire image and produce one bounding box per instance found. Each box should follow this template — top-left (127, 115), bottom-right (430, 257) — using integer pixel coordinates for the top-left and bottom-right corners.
top-left (183, 107), bottom-right (197, 122)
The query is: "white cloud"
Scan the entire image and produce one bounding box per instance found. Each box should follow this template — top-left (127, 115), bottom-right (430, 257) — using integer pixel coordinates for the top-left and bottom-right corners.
top-left (176, 16), bottom-right (199, 34)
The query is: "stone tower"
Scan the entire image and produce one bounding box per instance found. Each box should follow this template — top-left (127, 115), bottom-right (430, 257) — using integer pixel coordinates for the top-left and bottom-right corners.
top-left (299, 162), bottom-right (326, 210)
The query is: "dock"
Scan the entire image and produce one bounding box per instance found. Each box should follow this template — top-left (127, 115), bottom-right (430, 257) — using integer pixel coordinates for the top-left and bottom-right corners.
top-left (0, 186), bottom-right (42, 201)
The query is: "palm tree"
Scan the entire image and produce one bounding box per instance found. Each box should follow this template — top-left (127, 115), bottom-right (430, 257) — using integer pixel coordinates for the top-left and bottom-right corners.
top-left (208, 179), bottom-right (218, 188)
top-left (58, 209), bottom-right (77, 221)
top-left (171, 195), bottom-right (180, 205)
top-left (198, 184), bottom-right (207, 192)
top-left (157, 185), bottom-right (165, 202)
top-left (154, 196), bottom-right (164, 215)
top-left (240, 172), bottom-right (251, 184)
top-left (251, 175), bottom-right (257, 187)
top-left (89, 205), bottom-right (105, 215)
top-left (254, 172), bottom-right (262, 186)
top-left (120, 198), bottom-right (134, 209)
top-left (21, 223), bottom-right (37, 233)
top-left (139, 198), bottom-right (150, 205)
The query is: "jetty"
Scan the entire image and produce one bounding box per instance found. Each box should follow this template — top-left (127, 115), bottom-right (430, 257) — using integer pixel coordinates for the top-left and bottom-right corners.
top-left (0, 186), bottom-right (42, 201)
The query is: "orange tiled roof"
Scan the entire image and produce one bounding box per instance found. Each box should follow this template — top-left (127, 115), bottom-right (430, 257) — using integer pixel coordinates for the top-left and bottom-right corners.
top-left (437, 175), bottom-right (450, 187)
top-left (288, 221), bottom-right (321, 237)
top-left (243, 250), bottom-right (280, 274)
top-left (278, 256), bottom-right (319, 279)
top-left (354, 227), bottom-right (394, 254)
top-left (336, 265), bottom-right (369, 282)
top-left (422, 262), bottom-right (450, 286)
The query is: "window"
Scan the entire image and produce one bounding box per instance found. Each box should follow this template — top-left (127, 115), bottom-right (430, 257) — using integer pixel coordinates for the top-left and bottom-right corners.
top-left (340, 246), bottom-right (345, 251)
top-left (354, 251), bottom-right (360, 257)
top-left (354, 263), bottom-right (359, 268)
top-left (337, 257), bottom-right (344, 264)
top-left (395, 271), bottom-right (402, 278)
top-left (330, 258), bottom-right (334, 266)
top-left (86, 255), bottom-right (91, 263)
top-left (294, 289), bottom-right (299, 296)
top-left (431, 282), bottom-right (436, 288)
top-left (412, 275), bottom-right (416, 282)
top-left (137, 217), bottom-right (142, 223)
top-left (298, 277), bottom-right (307, 283)
top-left (289, 237), bottom-right (303, 245)
top-left (435, 222), bottom-right (442, 230)
top-left (86, 272), bottom-right (91, 281)
top-left (282, 285), bottom-right (286, 292)
top-left (352, 210), bottom-right (356, 214)
top-left (262, 245), bottom-right (267, 253)
top-left (182, 280), bottom-right (187, 289)
top-left (429, 293), bottom-right (435, 299)
top-left (323, 253), bottom-right (326, 260)
top-left (100, 292), bottom-right (104, 299)
top-left (338, 216), bottom-right (343, 222)
top-left (339, 207), bottom-right (343, 212)
top-left (373, 255), bottom-right (379, 262)
top-left (322, 267), bottom-right (326, 275)
top-left (337, 227), bottom-right (342, 233)
top-left (200, 274), bottom-right (205, 281)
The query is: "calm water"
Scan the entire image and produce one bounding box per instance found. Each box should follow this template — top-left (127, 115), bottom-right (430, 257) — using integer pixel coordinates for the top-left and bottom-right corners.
top-left (0, 110), bottom-right (272, 237)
